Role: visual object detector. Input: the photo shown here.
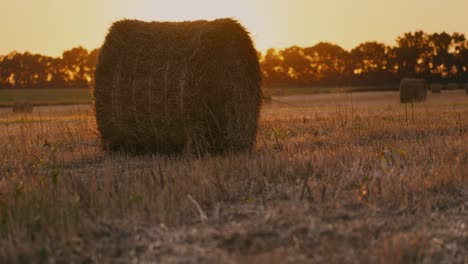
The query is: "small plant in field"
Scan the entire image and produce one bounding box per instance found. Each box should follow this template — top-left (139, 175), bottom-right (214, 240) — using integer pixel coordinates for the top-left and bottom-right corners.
top-left (13, 181), bottom-right (25, 200)
top-left (36, 247), bottom-right (48, 263)
top-left (271, 127), bottom-right (288, 139)
top-left (0, 201), bottom-right (7, 228)
top-left (358, 181), bottom-right (370, 202)
top-left (270, 127), bottom-right (288, 151)
top-left (382, 116), bottom-right (395, 122)
top-left (50, 168), bottom-right (60, 187)
top-left (130, 193), bottom-right (144, 207)
top-left (377, 148), bottom-right (407, 171)
top-left (36, 142), bottom-right (62, 187)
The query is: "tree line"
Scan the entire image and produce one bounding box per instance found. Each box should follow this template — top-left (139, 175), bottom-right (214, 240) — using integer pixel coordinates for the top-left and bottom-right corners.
top-left (261, 31), bottom-right (468, 87)
top-left (0, 47), bottom-right (99, 88)
top-left (1, 31), bottom-right (468, 89)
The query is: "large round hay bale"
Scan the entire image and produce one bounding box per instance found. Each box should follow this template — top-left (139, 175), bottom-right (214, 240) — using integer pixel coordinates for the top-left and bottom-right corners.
top-left (12, 100), bottom-right (33, 113)
top-left (400, 78), bottom-right (427, 103)
top-left (94, 18), bottom-right (262, 155)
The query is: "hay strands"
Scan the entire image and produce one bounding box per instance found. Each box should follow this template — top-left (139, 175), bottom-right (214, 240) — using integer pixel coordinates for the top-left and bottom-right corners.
top-left (94, 18), bottom-right (262, 155)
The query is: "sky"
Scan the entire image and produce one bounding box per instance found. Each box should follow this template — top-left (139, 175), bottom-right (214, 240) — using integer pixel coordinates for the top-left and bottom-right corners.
top-left (1, 0), bottom-right (468, 57)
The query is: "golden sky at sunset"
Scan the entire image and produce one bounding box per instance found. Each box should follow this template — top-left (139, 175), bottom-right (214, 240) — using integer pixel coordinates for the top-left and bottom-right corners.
top-left (2, 0), bottom-right (468, 56)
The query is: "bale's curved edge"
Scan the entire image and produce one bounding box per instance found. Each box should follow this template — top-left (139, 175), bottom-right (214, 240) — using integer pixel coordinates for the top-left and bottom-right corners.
top-left (94, 18), bottom-right (262, 155)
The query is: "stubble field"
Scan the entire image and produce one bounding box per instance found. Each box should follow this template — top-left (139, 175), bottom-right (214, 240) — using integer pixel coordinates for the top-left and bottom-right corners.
top-left (0, 91), bottom-right (467, 263)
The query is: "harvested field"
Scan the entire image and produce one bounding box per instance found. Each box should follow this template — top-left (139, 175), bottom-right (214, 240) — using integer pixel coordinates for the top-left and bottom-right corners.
top-left (0, 91), bottom-right (467, 263)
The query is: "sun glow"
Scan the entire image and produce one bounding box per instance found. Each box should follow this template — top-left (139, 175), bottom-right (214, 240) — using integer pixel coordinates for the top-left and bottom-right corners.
top-left (108, 0), bottom-right (272, 52)
top-left (2, 0), bottom-right (468, 56)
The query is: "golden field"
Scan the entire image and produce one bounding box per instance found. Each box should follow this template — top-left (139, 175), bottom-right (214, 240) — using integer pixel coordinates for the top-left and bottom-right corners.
top-left (0, 91), bottom-right (467, 263)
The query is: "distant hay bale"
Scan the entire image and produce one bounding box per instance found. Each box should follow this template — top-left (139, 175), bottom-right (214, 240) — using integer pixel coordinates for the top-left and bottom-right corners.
top-left (94, 18), bottom-right (262, 155)
top-left (400, 78), bottom-right (427, 103)
top-left (430, 85), bottom-right (441, 94)
top-left (12, 100), bottom-right (33, 113)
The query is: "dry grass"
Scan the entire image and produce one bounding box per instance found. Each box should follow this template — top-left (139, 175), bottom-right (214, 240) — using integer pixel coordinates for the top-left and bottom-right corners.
top-left (0, 91), bottom-right (467, 263)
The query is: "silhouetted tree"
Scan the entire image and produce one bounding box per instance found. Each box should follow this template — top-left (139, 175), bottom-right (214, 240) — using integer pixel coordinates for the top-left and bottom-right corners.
top-left (1, 30), bottom-right (468, 89)
top-left (349, 42), bottom-right (396, 85)
top-left (85, 48), bottom-right (100, 86)
top-left (449, 33), bottom-right (467, 83)
top-left (303, 42), bottom-right (348, 85)
top-left (0, 52), bottom-right (52, 88)
top-left (280, 46), bottom-right (312, 85)
top-left (394, 31), bottom-right (431, 79)
top-left (459, 44), bottom-right (468, 82)
top-left (61, 46), bottom-right (90, 88)
top-left (260, 48), bottom-right (289, 86)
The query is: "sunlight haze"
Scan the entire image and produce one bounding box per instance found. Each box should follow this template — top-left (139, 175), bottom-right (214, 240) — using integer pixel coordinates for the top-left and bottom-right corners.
top-left (2, 0), bottom-right (468, 56)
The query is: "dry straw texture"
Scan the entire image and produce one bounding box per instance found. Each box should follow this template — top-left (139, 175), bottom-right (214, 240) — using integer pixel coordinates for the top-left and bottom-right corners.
top-left (94, 18), bottom-right (262, 155)
top-left (12, 100), bottom-right (33, 113)
top-left (399, 78), bottom-right (427, 103)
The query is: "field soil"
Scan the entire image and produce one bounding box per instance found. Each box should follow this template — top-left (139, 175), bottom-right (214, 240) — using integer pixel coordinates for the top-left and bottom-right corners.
top-left (0, 91), bottom-right (467, 263)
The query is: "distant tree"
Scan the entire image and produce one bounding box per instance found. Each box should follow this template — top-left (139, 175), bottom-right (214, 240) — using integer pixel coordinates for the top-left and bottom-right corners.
top-left (394, 31), bottom-right (431, 80)
top-left (61, 46), bottom-right (90, 88)
top-left (427, 32), bottom-right (453, 83)
top-left (0, 47), bottom-right (97, 89)
top-left (449, 33), bottom-right (467, 83)
top-left (0, 52), bottom-right (22, 88)
top-left (349, 42), bottom-right (396, 85)
top-left (0, 52), bottom-right (53, 88)
top-left (459, 41), bottom-right (468, 82)
top-left (260, 48), bottom-right (288, 86)
top-left (0, 55), bottom-right (8, 88)
top-left (2, 30), bottom-right (468, 89)
top-left (47, 57), bottom-right (68, 88)
top-left (280, 46), bottom-right (312, 85)
top-left (303, 42), bottom-right (348, 85)
top-left (85, 48), bottom-right (100, 86)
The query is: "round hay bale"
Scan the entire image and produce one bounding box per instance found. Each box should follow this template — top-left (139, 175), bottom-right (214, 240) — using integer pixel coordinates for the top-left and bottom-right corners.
top-left (94, 18), bottom-right (262, 155)
top-left (400, 78), bottom-right (427, 103)
top-left (12, 100), bottom-right (33, 113)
